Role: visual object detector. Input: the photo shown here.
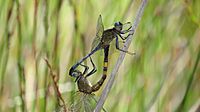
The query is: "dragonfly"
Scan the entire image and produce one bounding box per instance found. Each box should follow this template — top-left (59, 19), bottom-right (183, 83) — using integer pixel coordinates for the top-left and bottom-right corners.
top-left (69, 15), bottom-right (134, 77)
top-left (69, 47), bottom-right (109, 112)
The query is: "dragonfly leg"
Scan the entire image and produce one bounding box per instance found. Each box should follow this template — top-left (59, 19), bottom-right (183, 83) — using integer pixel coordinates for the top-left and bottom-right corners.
top-left (85, 57), bottom-right (97, 78)
top-left (120, 25), bottom-right (132, 34)
top-left (115, 36), bottom-right (135, 55)
top-left (119, 31), bottom-right (134, 40)
top-left (121, 22), bottom-right (132, 34)
top-left (125, 32), bottom-right (134, 39)
top-left (119, 30), bottom-right (134, 40)
top-left (118, 34), bottom-right (126, 40)
top-left (79, 63), bottom-right (89, 75)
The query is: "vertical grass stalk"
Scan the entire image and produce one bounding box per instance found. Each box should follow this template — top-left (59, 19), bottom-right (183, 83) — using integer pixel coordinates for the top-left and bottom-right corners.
top-left (16, 0), bottom-right (26, 111)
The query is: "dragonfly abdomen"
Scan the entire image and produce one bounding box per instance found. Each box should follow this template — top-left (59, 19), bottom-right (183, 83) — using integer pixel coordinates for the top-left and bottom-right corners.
top-left (91, 75), bottom-right (107, 92)
top-left (91, 45), bottom-right (110, 92)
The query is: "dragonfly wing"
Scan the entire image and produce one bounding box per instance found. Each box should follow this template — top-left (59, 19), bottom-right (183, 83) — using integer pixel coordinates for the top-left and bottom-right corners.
top-left (91, 15), bottom-right (104, 51)
top-left (70, 92), bottom-right (96, 112)
top-left (91, 37), bottom-right (101, 51)
top-left (83, 94), bottom-right (96, 112)
top-left (84, 94), bottom-right (107, 112)
top-left (69, 92), bottom-right (83, 112)
top-left (96, 15), bottom-right (104, 39)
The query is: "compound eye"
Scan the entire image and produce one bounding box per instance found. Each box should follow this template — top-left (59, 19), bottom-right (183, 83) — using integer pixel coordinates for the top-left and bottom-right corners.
top-left (72, 71), bottom-right (79, 77)
top-left (114, 22), bottom-right (120, 26)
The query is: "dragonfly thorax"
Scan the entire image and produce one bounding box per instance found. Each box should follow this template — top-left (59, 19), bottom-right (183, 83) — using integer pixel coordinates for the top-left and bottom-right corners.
top-left (77, 75), bottom-right (93, 94)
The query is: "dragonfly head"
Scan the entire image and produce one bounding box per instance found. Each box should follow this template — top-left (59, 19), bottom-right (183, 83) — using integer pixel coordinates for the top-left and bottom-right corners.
top-left (114, 22), bottom-right (123, 31)
top-left (71, 70), bottom-right (83, 82)
top-left (69, 66), bottom-right (81, 76)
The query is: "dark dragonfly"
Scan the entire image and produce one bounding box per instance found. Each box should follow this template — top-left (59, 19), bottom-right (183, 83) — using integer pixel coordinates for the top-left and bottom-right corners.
top-left (69, 49), bottom-right (109, 112)
top-left (69, 15), bottom-right (134, 77)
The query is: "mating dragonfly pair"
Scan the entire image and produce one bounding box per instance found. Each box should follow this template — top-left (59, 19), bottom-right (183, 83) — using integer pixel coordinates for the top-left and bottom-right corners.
top-left (68, 15), bottom-right (133, 111)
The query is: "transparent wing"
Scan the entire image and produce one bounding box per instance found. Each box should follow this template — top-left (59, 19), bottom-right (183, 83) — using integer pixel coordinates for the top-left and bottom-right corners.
top-left (83, 94), bottom-right (96, 112)
top-left (55, 105), bottom-right (67, 112)
top-left (69, 92), bottom-right (96, 112)
top-left (91, 15), bottom-right (104, 51)
top-left (69, 92), bottom-right (83, 112)
top-left (96, 15), bottom-right (104, 39)
top-left (91, 37), bottom-right (101, 51)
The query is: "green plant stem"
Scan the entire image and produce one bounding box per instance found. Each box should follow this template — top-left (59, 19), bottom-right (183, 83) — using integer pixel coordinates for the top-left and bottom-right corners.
top-left (31, 0), bottom-right (39, 111)
top-left (0, 0), bottom-right (13, 97)
top-left (52, 0), bottom-right (63, 109)
top-left (16, 0), bottom-right (26, 111)
top-left (42, 0), bottom-right (49, 111)
top-left (176, 46), bottom-right (200, 112)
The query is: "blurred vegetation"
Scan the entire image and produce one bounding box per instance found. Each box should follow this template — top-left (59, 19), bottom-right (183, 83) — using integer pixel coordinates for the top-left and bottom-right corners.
top-left (0, 0), bottom-right (199, 112)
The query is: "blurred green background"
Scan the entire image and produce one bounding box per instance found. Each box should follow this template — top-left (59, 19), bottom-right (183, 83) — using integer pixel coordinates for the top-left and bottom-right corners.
top-left (0, 0), bottom-right (199, 112)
